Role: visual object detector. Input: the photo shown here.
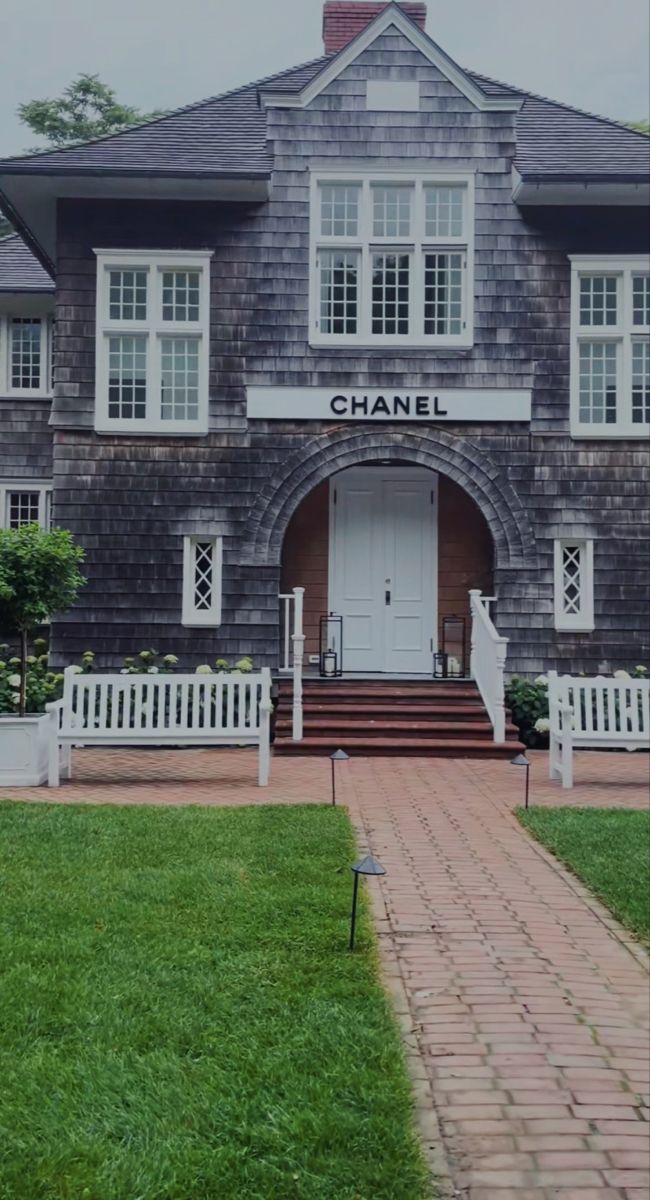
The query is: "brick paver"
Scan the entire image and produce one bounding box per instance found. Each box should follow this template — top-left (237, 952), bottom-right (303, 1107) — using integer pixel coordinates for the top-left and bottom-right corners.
top-left (3, 747), bottom-right (649, 1197)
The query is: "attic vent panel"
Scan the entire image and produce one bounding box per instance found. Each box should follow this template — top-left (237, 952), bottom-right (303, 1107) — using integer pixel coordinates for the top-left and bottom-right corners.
top-left (366, 80), bottom-right (420, 111)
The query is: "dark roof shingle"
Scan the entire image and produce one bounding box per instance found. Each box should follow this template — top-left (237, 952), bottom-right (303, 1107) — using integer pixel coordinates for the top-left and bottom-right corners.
top-left (0, 233), bottom-right (54, 291)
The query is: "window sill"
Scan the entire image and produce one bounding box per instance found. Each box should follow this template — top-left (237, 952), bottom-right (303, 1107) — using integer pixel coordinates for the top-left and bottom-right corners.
top-left (95, 423), bottom-right (209, 437)
top-left (554, 624), bottom-right (595, 634)
top-left (309, 338), bottom-right (474, 352)
top-left (570, 425), bottom-right (650, 439)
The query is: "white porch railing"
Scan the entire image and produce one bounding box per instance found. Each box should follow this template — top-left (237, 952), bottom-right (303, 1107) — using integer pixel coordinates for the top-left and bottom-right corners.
top-left (279, 586), bottom-right (305, 741)
top-left (469, 588), bottom-right (508, 743)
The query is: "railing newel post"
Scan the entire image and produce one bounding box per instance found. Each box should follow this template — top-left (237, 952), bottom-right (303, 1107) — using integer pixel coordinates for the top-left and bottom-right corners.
top-left (291, 587), bottom-right (305, 742)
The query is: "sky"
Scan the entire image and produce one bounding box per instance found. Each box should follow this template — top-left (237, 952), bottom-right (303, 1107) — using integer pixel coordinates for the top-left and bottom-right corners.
top-left (1, 0), bottom-right (649, 156)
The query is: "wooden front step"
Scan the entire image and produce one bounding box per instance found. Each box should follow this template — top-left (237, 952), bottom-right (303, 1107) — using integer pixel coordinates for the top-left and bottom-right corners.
top-left (274, 677), bottom-right (523, 758)
top-left (274, 736), bottom-right (522, 758)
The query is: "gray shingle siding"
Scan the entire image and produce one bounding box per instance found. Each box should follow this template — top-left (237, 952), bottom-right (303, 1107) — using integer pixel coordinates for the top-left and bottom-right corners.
top-left (44, 29), bottom-right (650, 676)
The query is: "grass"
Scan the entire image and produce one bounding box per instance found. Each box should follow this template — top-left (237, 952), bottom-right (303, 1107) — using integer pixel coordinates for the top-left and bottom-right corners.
top-left (518, 806), bottom-right (650, 942)
top-left (0, 801), bottom-right (429, 1200)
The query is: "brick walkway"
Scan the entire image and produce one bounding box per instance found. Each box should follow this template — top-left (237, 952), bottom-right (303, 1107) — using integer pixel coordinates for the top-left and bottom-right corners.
top-left (4, 748), bottom-right (649, 1198)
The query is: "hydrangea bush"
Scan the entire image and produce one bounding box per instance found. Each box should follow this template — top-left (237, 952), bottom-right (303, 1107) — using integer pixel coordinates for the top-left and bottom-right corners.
top-left (0, 646), bottom-right (255, 715)
top-left (506, 665), bottom-right (648, 748)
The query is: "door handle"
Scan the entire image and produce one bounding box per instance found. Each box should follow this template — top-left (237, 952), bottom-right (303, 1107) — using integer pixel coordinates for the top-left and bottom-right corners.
top-left (385, 590), bottom-right (391, 606)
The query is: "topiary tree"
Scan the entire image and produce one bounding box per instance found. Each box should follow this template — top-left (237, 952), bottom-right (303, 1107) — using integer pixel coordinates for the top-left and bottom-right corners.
top-left (0, 524), bottom-right (86, 716)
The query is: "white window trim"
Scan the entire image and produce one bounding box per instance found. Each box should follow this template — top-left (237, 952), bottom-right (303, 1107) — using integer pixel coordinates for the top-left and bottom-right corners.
top-left (93, 249), bottom-right (213, 436)
top-left (182, 535), bottom-right (223, 627)
top-left (553, 539), bottom-right (595, 632)
top-left (0, 314), bottom-right (52, 398)
top-left (569, 255), bottom-right (650, 438)
top-left (0, 481), bottom-right (52, 529)
top-left (309, 168), bottom-right (475, 349)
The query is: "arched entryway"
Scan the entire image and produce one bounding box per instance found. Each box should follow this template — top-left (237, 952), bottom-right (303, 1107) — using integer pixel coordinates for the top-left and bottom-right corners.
top-left (280, 463), bottom-right (494, 674)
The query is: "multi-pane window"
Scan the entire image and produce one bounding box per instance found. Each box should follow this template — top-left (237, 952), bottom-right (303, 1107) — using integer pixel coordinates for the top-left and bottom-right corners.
top-left (94, 250), bottom-right (212, 434)
top-left (319, 250), bottom-right (359, 335)
top-left (570, 257), bottom-right (650, 437)
top-left (0, 315), bottom-right (51, 395)
top-left (553, 540), bottom-right (595, 632)
top-left (632, 341), bottom-right (650, 424)
top-left (0, 483), bottom-right (52, 530)
top-left (182, 535), bottom-right (222, 626)
top-left (424, 253), bottom-right (464, 336)
top-left (311, 172), bottom-right (473, 346)
top-left (108, 335), bottom-right (147, 420)
top-left (371, 252), bottom-right (409, 335)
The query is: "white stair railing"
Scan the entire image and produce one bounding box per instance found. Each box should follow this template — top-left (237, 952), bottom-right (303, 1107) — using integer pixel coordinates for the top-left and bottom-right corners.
top-left (278, 586), bottom-right (305, 741)
top-left (469, 589), bottom-right (508, 743)
top-left (278, 592), bottom-right (295, 673)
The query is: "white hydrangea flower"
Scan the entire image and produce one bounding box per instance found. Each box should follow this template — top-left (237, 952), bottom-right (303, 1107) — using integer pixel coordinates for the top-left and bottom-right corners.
top-left (7, 673), bottom-right (21, 688)
top-left (195, 664), bottom-right (213, 674)
top-left (635, 665), bottom-right (647, 674)
top-left (11, 693), bottom-right (20, 706)
top-left (148, 666), bottom-right (160, 674)
top-left (534, 717), bottom-right (551, 733)
top-left (163, 654), bottom-right (178, 665)
top-left (534, 674), bottom-right (548, 686)
top-left (613, 669), bottom-right (631, 680)
top-left (120, 668), bottom-right (129, 674)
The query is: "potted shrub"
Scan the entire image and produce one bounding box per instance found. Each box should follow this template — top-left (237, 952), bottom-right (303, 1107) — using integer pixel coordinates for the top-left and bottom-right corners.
top-left (0, 524), bottom-right (85, 785)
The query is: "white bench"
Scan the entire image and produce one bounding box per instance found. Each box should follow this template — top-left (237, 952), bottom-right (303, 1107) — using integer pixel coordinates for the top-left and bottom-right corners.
top-left (46, 666), bottom-right (273, 787)
top-left (548, 670), bottom-right (649, 788)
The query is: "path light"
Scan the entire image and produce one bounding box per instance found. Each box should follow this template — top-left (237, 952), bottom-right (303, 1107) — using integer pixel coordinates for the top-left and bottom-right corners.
top-left (510, 753), bottom-right (531, 809)
top-left (330, 748), bottom-right (349, 806)
top-left (349, 854), bottom-right (386, 951)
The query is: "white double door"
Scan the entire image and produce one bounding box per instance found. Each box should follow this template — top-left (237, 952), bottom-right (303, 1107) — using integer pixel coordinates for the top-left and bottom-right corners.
top-left (329, 467), bottom-right (437, 673)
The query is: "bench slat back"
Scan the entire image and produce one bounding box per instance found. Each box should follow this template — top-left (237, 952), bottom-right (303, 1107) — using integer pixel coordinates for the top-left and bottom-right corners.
top-left (60, 668), bottom-right (271, 739)
top-left (549, 672), bottom-right (650, 740)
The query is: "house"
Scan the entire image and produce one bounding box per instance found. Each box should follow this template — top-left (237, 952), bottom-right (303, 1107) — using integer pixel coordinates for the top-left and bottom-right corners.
top-left (0, 1), bottom-right (648, 746)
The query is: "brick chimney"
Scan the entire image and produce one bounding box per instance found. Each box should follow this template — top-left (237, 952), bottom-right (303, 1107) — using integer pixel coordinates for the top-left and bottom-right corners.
top-left (323, 2), bottom-right (427, 54)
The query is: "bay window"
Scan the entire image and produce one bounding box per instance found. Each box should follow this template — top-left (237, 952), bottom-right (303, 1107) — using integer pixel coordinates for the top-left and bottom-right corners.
top-left (310, 171), bottom-right (474, 347)
top-left (94, 250), bottom-right (212, 434)
top-left (570, 256), bottom-right (650, 437)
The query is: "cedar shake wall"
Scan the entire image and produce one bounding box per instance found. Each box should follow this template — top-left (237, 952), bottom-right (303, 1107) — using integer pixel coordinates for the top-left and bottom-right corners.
top-left (280, 481), bottom-right (330, 660)
top-left (45, 26), bottom-right (650, 674)
top-left (0, 401), bottom-right (53, 479)
top-left (438, 477), bottom-right (493, 654)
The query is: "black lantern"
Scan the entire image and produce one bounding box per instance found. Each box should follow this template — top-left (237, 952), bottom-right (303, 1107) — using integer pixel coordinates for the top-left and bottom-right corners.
top-left (442, 616), bottom-right (466, 678)
top-left (319, 613), bottom-right (343, 677)
top-left (433, 652), bottom-right (449, 679)
top-left (349, 854), bottom-right (386, 950)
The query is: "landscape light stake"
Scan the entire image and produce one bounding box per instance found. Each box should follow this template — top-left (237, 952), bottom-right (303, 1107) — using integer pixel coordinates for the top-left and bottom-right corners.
top-left (349, 854), bottom-right (386, 951)
top-left (330, 748), bottom-right (349, 806)
top-left (510, 753), bottom-right (531, 809)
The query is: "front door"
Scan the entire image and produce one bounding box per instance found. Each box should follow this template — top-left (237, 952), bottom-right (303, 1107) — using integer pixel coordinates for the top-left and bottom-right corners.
top-left (329, 467), bottom-right (437, 673)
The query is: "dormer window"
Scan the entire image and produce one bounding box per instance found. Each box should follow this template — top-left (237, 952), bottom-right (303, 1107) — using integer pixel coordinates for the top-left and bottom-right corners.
top-left (93, 249), bottom-right (212, 435)
top-left (309, 170), bottom-right (474, 348)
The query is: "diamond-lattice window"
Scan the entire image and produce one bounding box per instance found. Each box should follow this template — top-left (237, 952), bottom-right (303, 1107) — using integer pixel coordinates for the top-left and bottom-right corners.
top-left (554, 539), bottom-right (594, 631)
top-left (182, 535), bottom-right (222, 626)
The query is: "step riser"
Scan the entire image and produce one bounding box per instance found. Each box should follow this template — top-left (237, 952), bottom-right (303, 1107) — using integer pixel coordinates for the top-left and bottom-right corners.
top-left (277, 707), bottom-right (488, 721)
top-left (276, 725), bottom-right (500, 740)
top-left (275, 745), bottom-right (520, 758)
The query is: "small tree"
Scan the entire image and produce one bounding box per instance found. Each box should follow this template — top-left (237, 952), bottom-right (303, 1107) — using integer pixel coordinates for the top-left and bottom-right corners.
top-left (0, 525), bottom-right (86, 716)
top-left (18, 74), bottom-right (164, 150)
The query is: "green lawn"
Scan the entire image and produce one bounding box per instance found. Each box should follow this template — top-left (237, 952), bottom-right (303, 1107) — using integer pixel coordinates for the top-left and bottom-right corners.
top-left (0, 801), bottom-right (429, 1200)
top-left (518, 806), bottom-right (650, 942)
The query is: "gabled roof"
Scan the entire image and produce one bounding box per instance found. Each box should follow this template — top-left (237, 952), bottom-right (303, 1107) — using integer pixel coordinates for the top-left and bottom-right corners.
top-left (0, 57), bottom-right (329, 179)
top-left (0, 233), bottom-right (54, 292)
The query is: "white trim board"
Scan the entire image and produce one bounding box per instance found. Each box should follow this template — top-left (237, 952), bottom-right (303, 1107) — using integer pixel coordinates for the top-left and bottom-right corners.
top-left (247, 387), bottom-right (532, 422)
top-left (259, 5), bottom-right (522, 113)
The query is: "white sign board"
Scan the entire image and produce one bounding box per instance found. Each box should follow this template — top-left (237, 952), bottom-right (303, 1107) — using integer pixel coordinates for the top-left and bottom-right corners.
top-left (247, 387), bottom-right (531, 422)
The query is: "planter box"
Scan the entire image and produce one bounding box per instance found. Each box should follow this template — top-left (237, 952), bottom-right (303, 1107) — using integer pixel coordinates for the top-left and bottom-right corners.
top-left (0, 713), bottom-right (53, 786)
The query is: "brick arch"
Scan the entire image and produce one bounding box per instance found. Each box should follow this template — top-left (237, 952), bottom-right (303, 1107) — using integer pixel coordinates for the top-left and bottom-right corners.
top-left (241, 426), bottom-right (536, 569)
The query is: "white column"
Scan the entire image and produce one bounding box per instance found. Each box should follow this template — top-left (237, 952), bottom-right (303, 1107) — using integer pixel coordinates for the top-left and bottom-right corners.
top-left (291, 586), bottom-right (305, 742)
